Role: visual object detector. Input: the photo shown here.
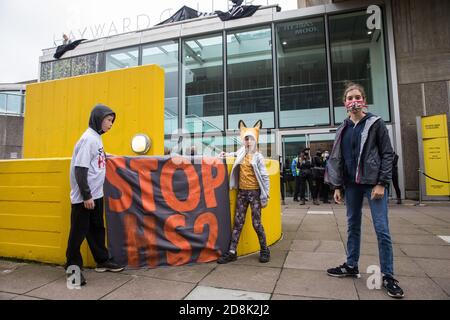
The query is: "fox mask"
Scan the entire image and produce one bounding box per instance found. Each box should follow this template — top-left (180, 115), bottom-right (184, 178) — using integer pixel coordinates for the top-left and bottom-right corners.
top-left (239, 120), bottom-right (262, 144)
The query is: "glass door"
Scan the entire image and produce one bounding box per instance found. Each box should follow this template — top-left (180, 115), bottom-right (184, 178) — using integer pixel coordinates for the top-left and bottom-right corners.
top-left (281, 135), bottom-right (307, 197)
top-left (280, 132), bottom-right (336, 199)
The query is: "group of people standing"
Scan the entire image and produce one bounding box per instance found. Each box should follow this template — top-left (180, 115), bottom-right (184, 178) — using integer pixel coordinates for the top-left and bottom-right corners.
top-left (282, 149), bottom-right (331, 205)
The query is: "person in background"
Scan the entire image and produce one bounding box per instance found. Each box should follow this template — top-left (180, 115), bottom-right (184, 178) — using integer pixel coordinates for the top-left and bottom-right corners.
top-left (392, 152), bottom-right (401, 204)
top-left (312, 149), bottom-right (325, 205)
top-left (321, 151), bottom-right (331, 203)
top-left (279, 156), bottom-right (286, 205)
top-left (291, 151), bottom-right (301, 202)
top-left (62, 33), bottom-right (72, 45)
top-left (298, 147), bottom-right (317, 205)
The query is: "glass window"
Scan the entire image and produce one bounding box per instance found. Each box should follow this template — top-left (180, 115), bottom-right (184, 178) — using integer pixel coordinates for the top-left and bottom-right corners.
top-left (52, 59), bottom-right (71, 79)
top-left (227, 27), bottom-right (275, 129)
top-left (183, 34), bottom-right (224, 133)
top-left (40, 62), bottom-right (52, 81)
top-left (329, 10), bottom-right (390, 123)
top-left (142, 40), bottom-right (179, 135)
top-left (0, 93), bottom-right (6, 113)
top-left (97, 52), bottom-right (106, 72)
top-left (0, 91), bottom-right (22, 114)
top-left (277, 18), bottom-right (330, 127)
top-left (105, 47), bottom-right (139, 70)
top-left (72, 54), bottom-right (97, 76)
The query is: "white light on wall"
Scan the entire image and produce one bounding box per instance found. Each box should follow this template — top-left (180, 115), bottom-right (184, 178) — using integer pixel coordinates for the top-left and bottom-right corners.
top-left (131, 134), bottom-right (152, 155)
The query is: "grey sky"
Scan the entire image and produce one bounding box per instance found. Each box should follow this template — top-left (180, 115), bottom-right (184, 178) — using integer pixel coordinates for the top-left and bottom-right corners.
top-left (0, 0), bottom-right (297, 83)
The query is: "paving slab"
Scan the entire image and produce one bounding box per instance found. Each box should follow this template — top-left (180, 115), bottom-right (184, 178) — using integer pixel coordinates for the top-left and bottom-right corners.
top-left (356, 242), bottom-right (407, 257)
top-left (185, 286), bottom-right (270, 300)
top-left (271, 294), bottom-right (331, 300)
top-left (27, 270), bottom-right (134, 300)
top-left (232, 250), bottom-right (288, 268)
top-left (357, 255), bottom-right (426, 277)
top-left (399, 244), bottom-right (450, 259)
top-left (200, 265), bottom-right (280, 293)
top-left (102, 277), bottom-right (196, 300)
top-left (0, 260), bottom-right (27, 272)
top-left (269, 238), bottom-right (292, 251)
top-left (274, 269), bottom-right (358, 300)
top-left (393, 276), bottom-right (449, 300)
top-left (0, 264), bottom-right (65, 294)
top-left (392, 234), bottom-right (450, 245)
top-left (431, 277), bottom-right (450, 297)
top-left (353, 275), bottom-right (393, 300)
top-left (122, 263), bottom-right (216, 283)
top-left (295, 231), bottom-right (342, 241)
top-left (290, 240), bottom-right (345, 254)
top-left (11, 295), bottom-right (44, 300)
top-left (0, 291), bottom-right (18, 300)
top-left (298, 225), bottom-right (340, 232)
top-left (413, 258), bottom-right (450, 278)
top-left (284, 251), bottom-right (346, 271)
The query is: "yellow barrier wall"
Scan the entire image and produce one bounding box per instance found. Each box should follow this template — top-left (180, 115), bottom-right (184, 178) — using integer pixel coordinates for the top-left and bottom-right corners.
top-left (0, 158), bottom-right (91, 265)
top-left (227, 159), bottom-right (282, 256)
top-left (0, 65), bottom-right (281, 266)
top-left (0, 158), bottom-right (281, 265)
top-left (24, 65), bottom-right (165, 158)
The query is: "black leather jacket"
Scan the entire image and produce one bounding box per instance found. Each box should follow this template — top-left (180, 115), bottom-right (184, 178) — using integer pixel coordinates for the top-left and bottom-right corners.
top-left (325, 114), bottom-right (394, 188)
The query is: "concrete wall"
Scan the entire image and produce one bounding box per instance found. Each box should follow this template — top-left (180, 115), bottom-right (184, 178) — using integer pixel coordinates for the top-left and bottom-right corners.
top-left (0, 115), bottom-right (23, 160)
top-left (392, 0), bottom-right (450, 198)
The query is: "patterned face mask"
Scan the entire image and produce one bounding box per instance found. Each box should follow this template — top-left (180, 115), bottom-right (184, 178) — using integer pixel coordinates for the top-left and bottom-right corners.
top-left (345, 99), bottom-right (367, 111)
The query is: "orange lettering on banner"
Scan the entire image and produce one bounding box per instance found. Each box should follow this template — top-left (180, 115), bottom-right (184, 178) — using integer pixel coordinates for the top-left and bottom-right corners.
top-left (124, 213), bottom-right (158, 267)
top-left (201, 159), bottom-right (225, 208)
top-left (129, 158), bottom-right (159, 212)
top-left (143, 215), bottom-right (158, 267)
top-left (194, 212), bottom-right (220, 262)
top-left (164, 214), bottom-right (192, 266)
top-left (160, 157), bottom-right (200, 212)
top-left (107, 158), bottom-right (133, 212)
top-left (124, 213), bottom-right (140, 268)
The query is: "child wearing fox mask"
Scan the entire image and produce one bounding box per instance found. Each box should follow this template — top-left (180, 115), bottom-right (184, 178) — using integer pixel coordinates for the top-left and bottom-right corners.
top-left (217, 120), bottom-right (270, 264)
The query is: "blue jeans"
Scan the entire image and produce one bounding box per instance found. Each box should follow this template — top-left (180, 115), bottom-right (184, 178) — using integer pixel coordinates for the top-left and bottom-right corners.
top-left (345, 184), bottom-right (394, 277)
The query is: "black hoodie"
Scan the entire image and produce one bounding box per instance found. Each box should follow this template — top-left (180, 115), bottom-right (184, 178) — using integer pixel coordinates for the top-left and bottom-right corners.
top-left (75, 104), bottom-right (115, 201)
top-left (89, 104), bottom-right (116, 135)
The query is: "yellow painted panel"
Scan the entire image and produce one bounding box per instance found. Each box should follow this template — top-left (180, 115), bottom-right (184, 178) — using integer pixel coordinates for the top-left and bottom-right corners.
top-left (0, 242), bottom-right (63, 264)
top-left (0, 186), bottom-right (62, 202)
top-left (0, 202), bottom-right (61, 217)
top-left (0, 158), bottom-right (75, 265)
top-left (0, 215), bottom-right (61, 232)
top-left (0, 230), bottom-right (61, 248)
top-left (226, 159), bottom-right (282, 256)
top-left (23, 65), bottom-right (165, 159)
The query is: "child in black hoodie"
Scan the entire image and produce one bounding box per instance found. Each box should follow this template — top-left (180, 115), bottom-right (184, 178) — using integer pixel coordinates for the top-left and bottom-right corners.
top-left (65, 104), bottom-right (123, 287)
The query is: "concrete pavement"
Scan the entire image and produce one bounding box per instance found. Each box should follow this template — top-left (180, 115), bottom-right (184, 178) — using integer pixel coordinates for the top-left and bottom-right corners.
top-left (1, 200), bottom-right (449, 300)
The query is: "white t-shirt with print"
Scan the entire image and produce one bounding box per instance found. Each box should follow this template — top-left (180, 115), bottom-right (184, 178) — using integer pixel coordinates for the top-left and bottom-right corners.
top-left (69, 128), bottom-right (107, 204)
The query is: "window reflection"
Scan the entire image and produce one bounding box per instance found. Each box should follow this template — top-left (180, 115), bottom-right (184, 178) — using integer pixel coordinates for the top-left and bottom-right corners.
top-left (183, 34), bottom-right (224, 133)
top-left (227, 27), bottom-right (275, 129)
top-left (277, 18), bottom-right (330, 127)
top-left (143, 40), bottom-right (179, 135)
top-left (106, 47), bottom-right (139, 70)
top-left (329, 10), bottom-right (390, 123)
